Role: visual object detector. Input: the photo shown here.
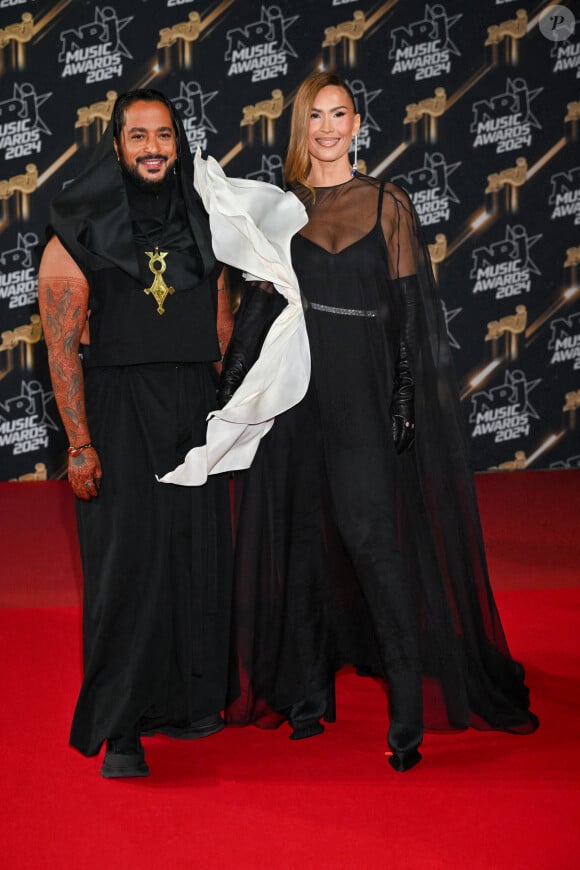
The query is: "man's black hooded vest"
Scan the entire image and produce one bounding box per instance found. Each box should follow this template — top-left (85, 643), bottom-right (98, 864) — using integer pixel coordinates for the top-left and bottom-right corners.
top-left (48, 106), bottom-right (220, 367)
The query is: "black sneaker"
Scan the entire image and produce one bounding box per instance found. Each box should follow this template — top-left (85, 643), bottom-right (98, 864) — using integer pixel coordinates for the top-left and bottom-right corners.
top-left (100, 735), bottom-right (150, 779)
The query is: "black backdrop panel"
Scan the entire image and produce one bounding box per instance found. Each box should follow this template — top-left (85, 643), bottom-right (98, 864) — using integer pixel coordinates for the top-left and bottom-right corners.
top-left (1, 0), bottom-right (578, 480)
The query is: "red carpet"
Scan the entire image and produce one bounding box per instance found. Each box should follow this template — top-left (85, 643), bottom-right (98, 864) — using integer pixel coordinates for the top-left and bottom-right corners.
top-left (1, 472), bottom-right (579, 868)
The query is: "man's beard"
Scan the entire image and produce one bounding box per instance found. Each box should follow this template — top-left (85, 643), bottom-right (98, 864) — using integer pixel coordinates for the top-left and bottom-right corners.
top-left (119, 155), bottom-right (177, 194)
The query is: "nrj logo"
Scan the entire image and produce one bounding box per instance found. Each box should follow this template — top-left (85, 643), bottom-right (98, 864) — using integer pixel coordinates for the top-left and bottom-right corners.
top-left (551, 454), bottom-right (580, 469)
top-left (0, 0), bottom-right (38, 7)
top-left (471, 77), bottom-right (542, 154)
top-left (225, 5), bottom-right (297, 82)
top-left (470, 225), bottom-right (541, 300)
top-left (172, 82), bottom-right (217, 153)
top-left (246, 154), bottom-right (285, 187)
top-left (470, 369), bottom-right (541, 443)
top-left (59, 6), bottom-right (133, 85)
top-left (389, 4), bottom-right (462, 81)
top-left (0, 83), bottom-right (51, 161)
top-left (548, 313), bottom-right (580, 369)
top-left (0, 381), bottom-right (57, 457)
top-left (0, 232), bottom-right (39, 310)
top-left (392, 152), bottom-right (460, 226)
top-left (347, 79), bottom-right (381, 151)
top-left (549, 166), bottom-right (580, 224)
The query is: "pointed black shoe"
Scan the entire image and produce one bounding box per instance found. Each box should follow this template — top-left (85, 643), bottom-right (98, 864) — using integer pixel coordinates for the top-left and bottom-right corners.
top-left (388, 748), bottom-right (422, 772)
top-left (142, 713), bottom-right (224, 740)
top-left (289, 683), bottom-right (334, 740)
top-left (289, 718), bottom-right (325, 740)
top-left (100, 735), bottom-right (150, 779)
top-left (387, 721), bottom-right (423, 773)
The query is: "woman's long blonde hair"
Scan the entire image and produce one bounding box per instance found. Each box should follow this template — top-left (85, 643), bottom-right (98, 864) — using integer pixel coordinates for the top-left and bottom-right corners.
top-left (284, 72), bottom-right (357, 196)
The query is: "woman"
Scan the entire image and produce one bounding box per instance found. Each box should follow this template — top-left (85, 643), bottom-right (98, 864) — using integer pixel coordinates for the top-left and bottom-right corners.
top-left (168, 72), bottom-right (539, 771)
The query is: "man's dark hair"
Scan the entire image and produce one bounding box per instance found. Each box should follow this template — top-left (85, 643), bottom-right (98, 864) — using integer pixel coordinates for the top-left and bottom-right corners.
top-left (112, 89), bottom-right (180, 146)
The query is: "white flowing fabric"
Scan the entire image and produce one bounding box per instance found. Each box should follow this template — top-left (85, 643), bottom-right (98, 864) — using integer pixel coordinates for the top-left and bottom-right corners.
top-left (158, 152), bottom-right (309, 485)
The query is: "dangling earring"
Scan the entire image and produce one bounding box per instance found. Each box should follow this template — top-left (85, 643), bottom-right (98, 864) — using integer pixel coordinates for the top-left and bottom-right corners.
top-left (351, 135), bottom-right (358, 177)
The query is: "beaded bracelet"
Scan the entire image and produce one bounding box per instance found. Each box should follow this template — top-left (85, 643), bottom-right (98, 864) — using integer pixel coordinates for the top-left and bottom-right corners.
top-left (67, 442), bottom-right (94, 457)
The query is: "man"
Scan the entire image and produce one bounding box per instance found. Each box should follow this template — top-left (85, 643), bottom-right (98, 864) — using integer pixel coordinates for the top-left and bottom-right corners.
top-left (38, 89), bottom-right (233, 778)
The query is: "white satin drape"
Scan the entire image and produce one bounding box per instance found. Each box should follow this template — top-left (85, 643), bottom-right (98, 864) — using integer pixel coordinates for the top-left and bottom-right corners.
top-left (158, 152), bottom-right (309, 485)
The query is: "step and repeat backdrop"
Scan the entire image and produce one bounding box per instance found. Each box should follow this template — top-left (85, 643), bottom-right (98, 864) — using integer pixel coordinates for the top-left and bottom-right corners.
top-left (1, 0), bottom-right (579, 481)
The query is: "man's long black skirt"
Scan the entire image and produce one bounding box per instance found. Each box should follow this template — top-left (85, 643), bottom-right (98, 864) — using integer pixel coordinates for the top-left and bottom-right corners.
top-left (70, 362), bottom-right (232, 757)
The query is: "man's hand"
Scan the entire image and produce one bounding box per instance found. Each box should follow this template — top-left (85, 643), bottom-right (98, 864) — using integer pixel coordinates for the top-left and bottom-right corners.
top-left (68, 448), bottom-right (102, 500)
top-left (214, 267), bottom-right (234, 376)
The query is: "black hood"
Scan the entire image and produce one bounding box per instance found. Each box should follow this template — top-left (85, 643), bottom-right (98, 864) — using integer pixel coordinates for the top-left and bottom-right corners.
top-left (49, 102), bottom-right (215, 281)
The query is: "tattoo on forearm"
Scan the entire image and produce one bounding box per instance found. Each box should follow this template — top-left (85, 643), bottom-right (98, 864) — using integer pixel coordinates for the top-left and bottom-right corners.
top-left (62, 405), bottom-right (81, 429)
top-left (67, 372), bottom-right (81, 403)
top-left (63, 326), bottom-right (79, 356)
top-left (39, 277), bottom-right (90, 444)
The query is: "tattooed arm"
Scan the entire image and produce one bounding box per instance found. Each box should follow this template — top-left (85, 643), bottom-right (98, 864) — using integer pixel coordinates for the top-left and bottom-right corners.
top-left (215, 266), bottom-right (234, 375)
top-left (38, 236), bottom-right (101, 501)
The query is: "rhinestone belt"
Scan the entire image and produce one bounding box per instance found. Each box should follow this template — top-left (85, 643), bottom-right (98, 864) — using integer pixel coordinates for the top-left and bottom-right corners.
top-left (308, 301), bottom-right (377, 318)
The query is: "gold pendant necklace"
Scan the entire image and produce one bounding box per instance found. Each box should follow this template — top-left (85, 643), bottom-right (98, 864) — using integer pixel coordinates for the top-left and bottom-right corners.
top-left (144, 245), bottom-right (174, 315)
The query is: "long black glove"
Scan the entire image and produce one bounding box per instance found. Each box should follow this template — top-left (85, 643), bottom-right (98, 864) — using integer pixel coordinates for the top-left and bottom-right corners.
top-left (391, 276), bottom-right (417, 454)
top-left (217, 280), bottom-right (286, 409)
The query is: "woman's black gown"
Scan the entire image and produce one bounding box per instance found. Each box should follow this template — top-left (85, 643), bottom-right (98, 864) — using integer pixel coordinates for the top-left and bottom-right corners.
top-left (225, 174), bottom-right (538, 738)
